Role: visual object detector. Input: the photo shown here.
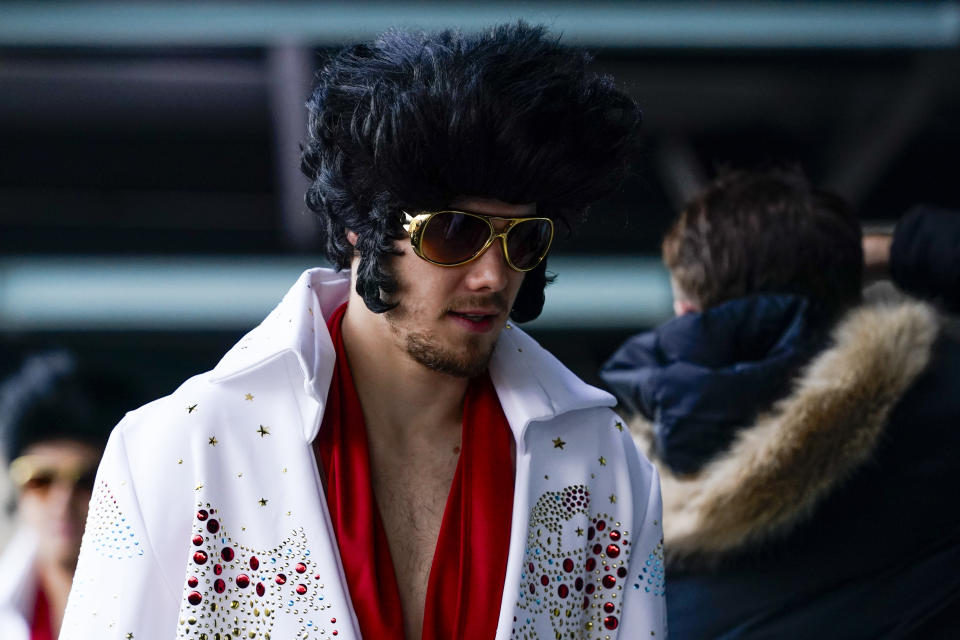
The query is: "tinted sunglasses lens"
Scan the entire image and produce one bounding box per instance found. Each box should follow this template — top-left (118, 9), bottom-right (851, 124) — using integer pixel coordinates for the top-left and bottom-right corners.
top-left (22, 471), bottom-right (55, 493)
top-left (420, 212), bottom-right (491, 265)
top-left (77, 470), bottom-right (97, 492)
top-left (506, 219), bottom-right (552, 270)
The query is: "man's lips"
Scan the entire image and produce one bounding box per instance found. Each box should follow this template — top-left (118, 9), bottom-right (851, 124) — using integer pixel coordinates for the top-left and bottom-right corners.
top-left (446, 309), bottom-right (501, 332)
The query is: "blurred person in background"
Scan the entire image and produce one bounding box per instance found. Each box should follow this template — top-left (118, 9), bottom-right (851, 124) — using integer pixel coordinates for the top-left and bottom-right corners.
top-left (601, 168), bottom-right (960, 638)
top-left (0, 352), bottom-right (120, 640)
top-left (60, 23), bottom-right (665, 640)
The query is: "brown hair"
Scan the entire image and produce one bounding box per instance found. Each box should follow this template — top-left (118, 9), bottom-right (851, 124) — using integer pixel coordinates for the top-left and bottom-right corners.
top-left (662, 168), bottom-right (863, 319)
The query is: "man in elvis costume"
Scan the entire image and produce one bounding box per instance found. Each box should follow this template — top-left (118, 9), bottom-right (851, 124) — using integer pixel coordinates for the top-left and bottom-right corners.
top-left (61, 24), bottom-right (665, 639)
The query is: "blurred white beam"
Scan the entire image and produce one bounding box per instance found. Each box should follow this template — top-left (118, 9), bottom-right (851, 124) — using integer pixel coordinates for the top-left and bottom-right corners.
top-left (0, 256), bottom-right (671, 331)
top-left (267, 43), bottom-right (317, 250)
top-left (0, 2), bottom-right (958, 49)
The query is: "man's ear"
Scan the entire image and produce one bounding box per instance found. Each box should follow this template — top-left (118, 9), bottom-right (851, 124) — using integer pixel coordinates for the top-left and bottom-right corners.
top-left (673, 299), bottom-right (699, 316)
top-left (346, 230), bottom-right (358, 246)
top-left (669, 275), bottom-right (700, 316)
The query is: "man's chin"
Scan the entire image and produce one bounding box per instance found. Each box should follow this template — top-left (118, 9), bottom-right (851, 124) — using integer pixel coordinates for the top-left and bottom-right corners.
top-left (405, 334), bottom-right (496, 379)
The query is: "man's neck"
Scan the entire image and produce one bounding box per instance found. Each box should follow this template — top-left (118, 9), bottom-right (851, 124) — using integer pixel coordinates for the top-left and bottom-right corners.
top-left (339, 297), bottom-right (469, 449)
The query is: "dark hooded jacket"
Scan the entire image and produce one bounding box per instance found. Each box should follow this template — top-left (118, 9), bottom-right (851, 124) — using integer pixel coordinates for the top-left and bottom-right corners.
top-left (601, 293), bottom-right (960, 638)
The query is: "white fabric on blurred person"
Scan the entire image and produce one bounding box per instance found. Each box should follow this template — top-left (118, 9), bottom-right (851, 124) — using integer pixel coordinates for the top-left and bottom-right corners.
top-left (0, 526), bottom-right (40, 640)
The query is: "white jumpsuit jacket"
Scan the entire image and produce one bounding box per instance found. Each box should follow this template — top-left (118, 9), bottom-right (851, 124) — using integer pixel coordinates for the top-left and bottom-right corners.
top-left (60, 268), bottom-right (667, 640)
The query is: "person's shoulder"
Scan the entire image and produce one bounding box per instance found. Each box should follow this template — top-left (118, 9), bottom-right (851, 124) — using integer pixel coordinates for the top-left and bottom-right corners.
top-left (542, 405), bottom-right (657, 476)
top-left (109, 367), bottom-right (266, 471)
top-left (117, 370), bottom-right (220, 441)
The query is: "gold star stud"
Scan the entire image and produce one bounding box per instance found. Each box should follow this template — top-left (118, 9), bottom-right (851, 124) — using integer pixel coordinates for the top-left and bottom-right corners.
top-left (195, 483), bottom-right (204, 491)
top-left (552, 437), bottom-right (566, 449)
top-left (576, 527), bottom-right (584, 536)
top-left (126, 634), bottom-right (134, 639)
top-left (237, 472), bottom-right (243, 478)
top-left (208, 436), bottom-right (218, 446)
top-left (244, 393), bottom-right (254, 401)
top-left (598, 456), bottom-right (607, 466)
top-left (609, 493), bottom-right (617, 504)
top-left (258, 498), bottom-right (268, 506)
top-left (257, 425), bottom-right (270, 437)
top-left (615, 421), bottom-right (624, 432)
top-left (187, 404), bottom-right (197, 413)
top-left (177, 458), bottom-right (183, 465)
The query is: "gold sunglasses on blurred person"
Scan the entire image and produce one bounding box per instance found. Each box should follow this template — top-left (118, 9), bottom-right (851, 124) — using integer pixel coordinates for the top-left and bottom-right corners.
top-left (9, 454), bottom-right (97, 494)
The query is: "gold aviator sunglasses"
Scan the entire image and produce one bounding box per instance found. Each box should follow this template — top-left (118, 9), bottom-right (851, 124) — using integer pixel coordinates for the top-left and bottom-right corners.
top-left (402, 210), bottom-right (554, 272)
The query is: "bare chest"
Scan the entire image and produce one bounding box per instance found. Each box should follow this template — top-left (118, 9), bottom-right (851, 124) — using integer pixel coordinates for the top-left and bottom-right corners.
top-left (371, 449), bottom-right (459, 638)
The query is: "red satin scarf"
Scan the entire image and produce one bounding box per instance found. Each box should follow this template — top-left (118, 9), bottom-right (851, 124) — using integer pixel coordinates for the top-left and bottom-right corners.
top-left (315, 302), bottom-right (515, 639)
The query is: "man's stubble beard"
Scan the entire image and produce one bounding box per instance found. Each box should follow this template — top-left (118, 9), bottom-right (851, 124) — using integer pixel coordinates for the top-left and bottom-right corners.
top-left (403, 330), bottom-right (497, 378)
top-left (385, 292), bottom-right (508, 379)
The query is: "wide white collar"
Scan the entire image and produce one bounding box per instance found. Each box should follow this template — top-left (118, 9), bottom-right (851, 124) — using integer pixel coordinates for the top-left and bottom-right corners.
top-left (210, 268), bottom-right (615, 447)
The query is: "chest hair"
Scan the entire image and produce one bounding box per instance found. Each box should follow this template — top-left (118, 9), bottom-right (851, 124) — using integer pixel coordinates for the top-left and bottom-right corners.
top-left (370, 441), bottom-right (460, 636)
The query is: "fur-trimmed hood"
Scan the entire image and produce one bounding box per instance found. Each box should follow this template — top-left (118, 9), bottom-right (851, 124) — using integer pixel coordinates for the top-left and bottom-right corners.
top-left (630, 297), bottom-right (940, 563)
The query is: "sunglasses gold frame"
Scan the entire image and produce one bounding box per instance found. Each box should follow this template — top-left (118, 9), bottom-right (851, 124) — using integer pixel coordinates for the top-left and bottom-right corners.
top-left (9, 454), bottom-right (96, 492)
top-left (402, 210), bottom-right (554, 272)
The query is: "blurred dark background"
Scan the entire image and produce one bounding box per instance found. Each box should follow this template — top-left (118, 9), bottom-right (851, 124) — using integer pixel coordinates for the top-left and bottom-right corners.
top-left (2, 1), bottom-right (959, 403)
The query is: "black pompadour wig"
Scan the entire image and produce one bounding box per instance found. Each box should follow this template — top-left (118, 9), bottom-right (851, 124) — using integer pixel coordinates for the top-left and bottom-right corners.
top-left (301, 22), bottom-right (641, 322)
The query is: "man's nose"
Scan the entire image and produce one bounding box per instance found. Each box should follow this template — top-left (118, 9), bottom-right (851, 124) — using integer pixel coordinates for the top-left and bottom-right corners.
top-left (463, 236), bottom-right (511, 292)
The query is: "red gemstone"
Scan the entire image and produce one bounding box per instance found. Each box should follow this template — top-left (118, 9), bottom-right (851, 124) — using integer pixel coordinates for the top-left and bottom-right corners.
top-left (587, 527), bottom-right (595, 540)
top-left (528, 562), bottom-right (534, 573)
top-left (607, 544), bottom-right (621, 558)
top-left (193, 551), bottom-right (208, 565)
top-left (275, 573), bottom-right (287, 585)
top-left (197, 510), bottom-right (209, 521)
top-left (558, 584), bottom-right (569, 598)
top-left (609, 530), bottom-right (621, 541)
top-left (221, 547), bottom-right (235, 562)
top-left (596, 520), bottom-right (606, 531)
top-left (586, 583), bottom-right (596, 595)
top-left (593, 544), bottom-right (603, 555)
top-left (604, 565), bottom-right (611, 572)
top-left (236, 574), bottom-right (250, 588)
top-left (529, 583), bottom-right (535, 594)
top-left (604, 602), bottom-right (615, 613)
top-left (575, 577), bottom-right (584, 591)
top-left (295, 562), bottom-right (307, 574)
top-left (563, 558), bottom-right (574, 573)
top-left (187, 591), bottom-right (202, 606)
top-left (296, 584), bottom-right (307, 595)
top-left (192, 535), bottom-right (204, 546)
top-left (540, 575), bottom-right (549, 586)
top-left (582, 596), bottom-right (589, 610)
top-left (585, 558), bottom-right (596, 572)
top-left (249, 556), bottom-right (259, 570)
top-left (214, 579), bottom-right (226, 594)
top-left (330, 618), bottom-right (336, 624)
top-left (602, 575), bottom-right (617, 589)
top-left (604, 616), bottom-right (619, 630)
top-left (187, 576), bottom-right (199, 588)
top-left (213, 564), bottom-right (223, 575)
top-left (206, 519), bottom-right (220, 534)
top-left (332, 632), bottom-right (338, 637)
top-left (256, 582), bottom-right (265, 597)
top-left (617, 567), bottom-right (627, 578)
